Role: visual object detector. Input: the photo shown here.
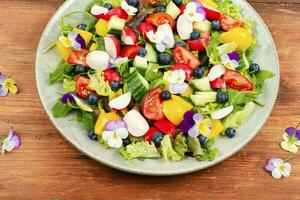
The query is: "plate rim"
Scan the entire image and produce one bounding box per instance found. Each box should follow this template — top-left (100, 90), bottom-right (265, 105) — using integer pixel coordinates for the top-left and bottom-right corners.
top-left (35, 0), bottom-right (280, 176)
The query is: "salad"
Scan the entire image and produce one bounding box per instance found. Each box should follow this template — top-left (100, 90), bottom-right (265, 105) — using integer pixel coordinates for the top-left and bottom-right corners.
top-left (47, 0), bottom-right (275, 162)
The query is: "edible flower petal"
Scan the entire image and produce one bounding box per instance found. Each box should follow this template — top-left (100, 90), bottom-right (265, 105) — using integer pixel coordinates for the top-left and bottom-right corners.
top-left (0, 73), bottom-right (18, 96)
top-left (265, 157), bottom-right (291, 179)
top-left (280, 126), bottom-right (300, 153)
top-left (221, 54), bottom-right (239, 70)
top-left (228, 51), bottom-right (240, 61)
top-left (59, 31), bottom-right (86, 49)
top-left (146, 30), bottom-right (166, 44)
top-left (102, 120), bottom-right (129, 148)
top-left (1, 127), bottom-right (21, 154)
top-left (168, 70), bottom-right (186, 84)
top-left (121, 0), bottom-right (137, 16)
top-left (61, 93), bottom-right (75, 104)
top-left (108, 57), bottom-right (128, 68)
top-left (178, 110), bottom-right (204, 138)
top-left (169, 83), bottom-right (189, 94)
top-left (184, 2), bottom-right (206, 23)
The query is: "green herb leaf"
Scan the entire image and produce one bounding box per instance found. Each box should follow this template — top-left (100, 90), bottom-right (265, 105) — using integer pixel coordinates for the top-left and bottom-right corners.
top-left (52, 101), bottom-right (73, 118)
top-left (49, 60), bottom-right (72, 84)
top-left (74, 110), bottom-right (96, 131)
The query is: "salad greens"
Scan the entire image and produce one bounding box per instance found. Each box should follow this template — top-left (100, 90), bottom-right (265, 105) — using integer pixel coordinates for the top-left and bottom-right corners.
top-left (46, 0), bottom-right (275, 163)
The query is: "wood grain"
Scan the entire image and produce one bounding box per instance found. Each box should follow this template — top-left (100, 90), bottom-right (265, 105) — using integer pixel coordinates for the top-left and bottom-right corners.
top-left (0, 0), bottom-right (300, 199)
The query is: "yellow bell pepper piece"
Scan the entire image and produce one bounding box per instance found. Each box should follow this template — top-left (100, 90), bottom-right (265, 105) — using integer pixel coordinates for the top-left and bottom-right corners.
top-left (220, 27), bottom-right (253, 51)
top-left (209, 119), bottom-right (224, 139)
top-left (181, 86), bottom-right (193, 97)
top-left (162, 95), bottom-right (193, 126)
top-left (198, 118), bottom-right (224, 139)
top-left (73, 28), bottom-right (93, 45)
top-left (94, 109), bottom-right (121, 135)
top-left (95, 19), bottom-right (109, 37)
top-left (89, 43), bottom-right (98, 51)
top-left (199, 0), bottom-right (218, 9)
top-left (56, 41), bottom-right (72, 61)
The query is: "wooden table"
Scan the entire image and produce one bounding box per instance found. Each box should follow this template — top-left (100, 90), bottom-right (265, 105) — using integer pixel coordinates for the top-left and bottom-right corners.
top-left (0, 0), bottom-right (299, 199)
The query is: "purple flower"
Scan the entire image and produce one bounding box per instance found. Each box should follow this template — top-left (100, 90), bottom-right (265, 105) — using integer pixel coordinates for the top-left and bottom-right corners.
top-left (178, 110), bottom-right (203, 137)
top-left (228, 51), bottom-right (240, 61)
top-left (108, 57), bottom-right (128, 68)
top-left (169, 83), bottom-right (189, 94)
top-left (61, 93), bottom-right (75, 104)
top-left (1, 127), bottom-right (21, 154)
top-left (264, 157), bottom-right (292, 179)
top-left (192, 0), bottom-right (206, 18)
top-left (0, 73), bottom-right (18, 97)
top-left (285, 127), bottom-right (300, 140)
top-left (102, 120), bottom-right (129, 148)
top-left (59, 31), bottom-right (86, 49)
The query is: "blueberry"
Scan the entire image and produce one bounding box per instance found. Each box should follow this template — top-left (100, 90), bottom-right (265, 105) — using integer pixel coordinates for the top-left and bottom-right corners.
top-left (122, 137), bottom-right (131, 147)
top-left (216, 91), bottom-right (228, 104)
top-left (152, 132), bottom-right (164, 145)
top-left (192, 68), bottom-right (204, 78)
top-left (190, 31), bottom-right (200, 40)
top-left (249, 63), bottom-right (260, 74)
top-left (211, 20), bottom-right (220, 31)
top-left (197, 134), bottom-right (207, 145)
top-left (109, 81), bottom-right (120, 91)
top-left (76, 24), bottom-right (87, 30)
top-left (225, 128), bottom-right (236, 138)
top-left (160, 91), bottom-right (171, 100)
top-left (138, 48), bottom-right (147, 57)
top-left (155, 6), bottom-right (165, 12)
top-left (175, 41), bottom-right (184, 46)
top-left (173, 0), bottom-right (182, 6)
top-left (103, 3), bottom-right (113, 10)
top-left (73, 64), bottom-right (85, 74)
top-left (87, 93), bottom-right (99, 105)
top-left (158, 53), bottom-right (172, 65)
top-left (88, 129), bottom-right (98, 140)
top-left (127, 0), bottom-right (138, 7)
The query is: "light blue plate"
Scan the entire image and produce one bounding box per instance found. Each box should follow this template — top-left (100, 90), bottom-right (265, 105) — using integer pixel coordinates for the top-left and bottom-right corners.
top-left (35, 0), bottom-right (279, 175)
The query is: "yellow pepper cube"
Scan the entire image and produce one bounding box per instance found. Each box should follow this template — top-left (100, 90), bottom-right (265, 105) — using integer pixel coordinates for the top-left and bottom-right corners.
top-left (199, 0), bottom-right (218, 9)
top-left (94, 110), bottom-right (121, 135)
top-left (95, 19), bottom-right (109, 37)
top-left (73, 28), bottom-right (93, 45)
top-left (56, 41), bottom-right (72, 61)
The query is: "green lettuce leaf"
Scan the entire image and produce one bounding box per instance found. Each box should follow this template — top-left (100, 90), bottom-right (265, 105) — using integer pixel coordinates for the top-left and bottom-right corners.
top-left (197, 139), bottom-right (219, 161)
top-left (145, 63), bottom-right (164, 81)
top-left (52, 101), bottom-right (73, 118)
top-left (74, 110), bottom-right (96, 131)
top-left (49, 60), bottom-right (73, 84)
top-left (195, 102), bottom-right (223, 115)
top-left (63, 78), bottom-right (76, 92)
top-left (88, 71), bottom-right (112, 96)
top-left (206, 32), bottom-right (221, 64)
top-left (173, 133), bottom-right (188, 157)
top-left (223, 102), bottom-right (256, 129)
top-left (217, 0), bottom-right (243, 21)
top-left (160, 135), bottom-right (183, 161)
top-left (92, 35), bottom-right (106, 51)
top-left (119, 141), bottom-right (161, 160)
top-left (217, 42), bottom-right (238, 55)
top-left (187, 137), bottom-right (203, 157)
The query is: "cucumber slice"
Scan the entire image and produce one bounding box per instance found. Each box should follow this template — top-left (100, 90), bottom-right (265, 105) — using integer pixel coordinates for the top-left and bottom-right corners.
top-left (126, 70), bottom-right (149, 102)
top-left (145, 43), bottom-right (157, 63)
top-left (166, 1), bottom-right (181, 19)
top-left (193, 20), bottom-right (211, 32)
top-left (108, 15), bottom-right (125, 35)
top-left (133, 56), bottom-right (148, 75)
top-left (189, 77), bottom-right (212, 91)
top-left (190, 92), bottom-right (217, 106)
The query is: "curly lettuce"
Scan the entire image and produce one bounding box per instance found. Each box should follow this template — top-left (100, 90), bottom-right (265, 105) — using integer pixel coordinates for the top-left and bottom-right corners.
top-left (88, 71), bottom-right (112, 96)
top-left (119, 141), bottom-right (161, 160)
top-left (160, 136), bottom-right (183, 161)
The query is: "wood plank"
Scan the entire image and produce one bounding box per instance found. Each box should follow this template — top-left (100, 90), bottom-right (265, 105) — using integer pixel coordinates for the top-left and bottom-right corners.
top-left (0, 1), bottom-right (300, 199)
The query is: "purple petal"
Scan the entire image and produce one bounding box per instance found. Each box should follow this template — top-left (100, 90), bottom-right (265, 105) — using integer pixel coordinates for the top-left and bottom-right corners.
top-left (105, 120), bottom-right (127, 131)
top-left (265, 163), bottom-right (274, 172)
top-left (10, 133), bottom-right (21, 148)
top-left (68, 31), bottom-right (78, 40)
top-left (7, 127), bottom-right (14, 140)
top-left (285, 127), bottom-right (296, 137)
top-left (184, 109), bottom-right (196, 121)
top-left (0, 85), bottom-right (9, 97)
top-left (188, 125), bottom-right (199, 138)
top-left (193, 113), bottom-right (203, 123)
top-left (0, 73), bottom-right (6, 81)
top-left (72, 41), bottom-right (82, 50)
top-left (108, 58), bottom-right (117, 68)
top-left (178, 120), bottom-right (194, 134)
top-left (193, 0), bottom-right (206, 18)
top-left (61, 93), bottom-right (75, 104)
top-left (228, 51), bottom-right (240, 61)
top-left (74, 34), bottom-right (86, 49)
top-left (296, 130), bottom-right (300, 140)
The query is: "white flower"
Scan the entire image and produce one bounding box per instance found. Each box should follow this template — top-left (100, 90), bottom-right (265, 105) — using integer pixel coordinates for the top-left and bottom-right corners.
top-left (102, 128), bottom-right (129, 148)
top-left (184, 2), bottom-right (205, 22)
top-left (280, 133), bottom-right (300, 153)
top-left (221, 54), bottom-right (239, 70)
top-left (146, 30), bottom-right (166, 44)
top-left (168, 70), bottom-right (186, 84)
top-left (269, 158), bottom-right (291, 179)
top-left (121, 0), bottom-right (137, 16)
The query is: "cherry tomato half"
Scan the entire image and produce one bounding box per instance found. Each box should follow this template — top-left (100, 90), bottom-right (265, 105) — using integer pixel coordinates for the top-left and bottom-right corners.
top-left (173, 45), bottom-right (201, 69)
top-left (219, 15), bottom-right (243, 32)
top-left (138, 22), bottom-right (156, 42)
top-left (76, 75), bottom-right (93, 99)
top-left (146, 13), bottom-right (175, 29)
top-left (170, 64), bottom-right (193, 81)
top-left (103, 69), bottom-right (121, 83)
top-left (121, 45), bottom-right (144, 59)
top-left (142, 88), bottom-right (165, 121)
top-left (223, 70), bottom-right (254, 91)
top-left (210, 77), bottom-right (226, 89)
top-left (67, 49), bottom-right (89, 66)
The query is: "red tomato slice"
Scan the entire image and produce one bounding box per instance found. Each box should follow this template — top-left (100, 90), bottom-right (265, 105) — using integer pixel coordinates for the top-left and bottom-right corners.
top-left (103, 69), bottom-right (121, 83)
top-left (103, 6), bottom-right (128, 21)
top-left (146, 13), bottom-right (175, 29)
top-left (210, 77), bottom-right (226, 89)
top-left (154, 119), bottom-right (176, 136)
top-left (138, 22), bottom-right (156, 42)
top-left (142, 88), bottom-right (165, 121)
top-left (223, 70), bottom-right (254, 91)
top-left (219, 15), bottom-right (243, 32)
top-left (170, 64), bottom-right (193, 81)
top-left (67, 49), bottom-right (89, 66)
top-left (179, 4), bottom-right (186, 14)
top-left (144, 127), bottom-right (160, 142)
top-left (173, 45), bottom-right (201, 69)
top-left (121, 45), bottom-right (144, 59)
top-left (76, 75), bottom-right (93, 99)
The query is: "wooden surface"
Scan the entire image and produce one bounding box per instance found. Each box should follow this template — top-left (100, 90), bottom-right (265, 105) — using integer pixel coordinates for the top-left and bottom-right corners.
top-left (0, 0), bottom-right (300, 199)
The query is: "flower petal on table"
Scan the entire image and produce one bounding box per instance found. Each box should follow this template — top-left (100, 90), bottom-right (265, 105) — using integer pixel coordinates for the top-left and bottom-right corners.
top-left (271, 168), bottom-right (282, 179)
top-left (285, 127), bottom-right (296, 136)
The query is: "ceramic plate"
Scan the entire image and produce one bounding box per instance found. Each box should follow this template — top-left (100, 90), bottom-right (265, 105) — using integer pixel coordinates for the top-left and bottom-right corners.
top-left (35, 0), bottom-right (279, 175)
